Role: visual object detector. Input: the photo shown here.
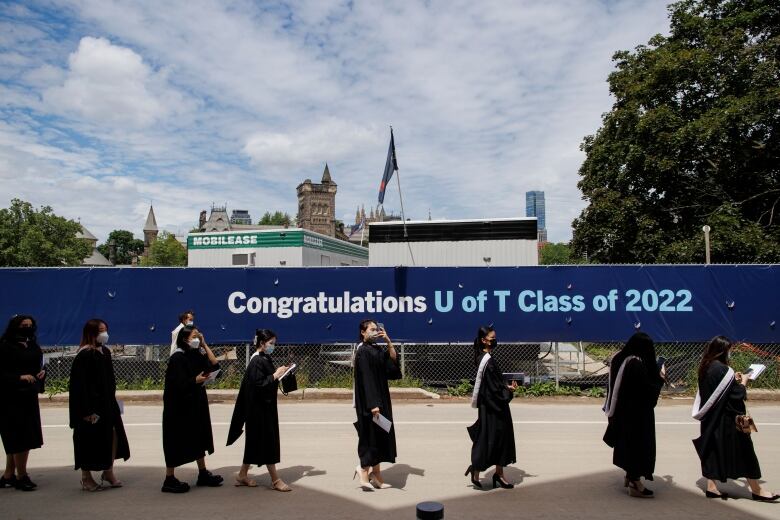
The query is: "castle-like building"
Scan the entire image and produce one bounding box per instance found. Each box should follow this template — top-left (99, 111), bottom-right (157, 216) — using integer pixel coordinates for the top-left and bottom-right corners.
top-left (296, 164), bottom-right (338, 237)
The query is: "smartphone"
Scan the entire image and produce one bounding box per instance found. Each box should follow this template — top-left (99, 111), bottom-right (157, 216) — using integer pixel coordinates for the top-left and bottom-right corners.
top-left (656, 356), bottom-right (667, 370)
top-left (376, 322), bottom-right (385, 332)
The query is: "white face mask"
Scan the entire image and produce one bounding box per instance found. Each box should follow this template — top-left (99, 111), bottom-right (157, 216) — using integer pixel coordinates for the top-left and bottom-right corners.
top-left (96, 332), bottom-right (109, 345)
top-left (185, 321), bottom-right (194, 326)
top-left (189, 338), bottom-right (201, 350)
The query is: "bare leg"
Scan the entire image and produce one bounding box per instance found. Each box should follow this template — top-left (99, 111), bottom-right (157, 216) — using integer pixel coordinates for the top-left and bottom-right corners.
top-left (269, 464), bottom-right (290, 491)
top-left (747, 478), bottom-right (774, 497)
top-left (102, 430), bottom-right (119, 484)
top-left (371, 464), bottom-right (384, 483)
top-left (165, 467), bottom-right (175, 477)
top-left (81, 469), bottom-right (99, 488)
top-left (238, 464), bottom-right (251, 479)
top-left (196, 457), bottom-right (206, 471)
top-left (4, 454), bottom-right (16, 479)
top-left (13, 451), bottom-right (29, 478)
top-left (706, 479), bottom-right (719, 493)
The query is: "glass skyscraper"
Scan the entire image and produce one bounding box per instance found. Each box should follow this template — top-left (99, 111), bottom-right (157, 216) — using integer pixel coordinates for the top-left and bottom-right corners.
top-left (525, 191), bottom-right (547, 242)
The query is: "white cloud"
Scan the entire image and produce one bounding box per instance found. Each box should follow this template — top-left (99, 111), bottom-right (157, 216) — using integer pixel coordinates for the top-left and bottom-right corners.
top-left (243, 119), bottom-right (382, 169)
top-left (43, 36), bottom-right (192, 128)
top-left (0, 0), bottom-right (673, 243)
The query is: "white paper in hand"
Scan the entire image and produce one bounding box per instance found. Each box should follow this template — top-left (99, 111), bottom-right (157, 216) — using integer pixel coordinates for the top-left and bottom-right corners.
top-left (204, 369), bottom-right (221, 384)
top-left (372, 413), bottom-right (392, 433)
top-left (747, 364), bottom-right (766, 380)
top-left (280, 363), bottom-right (297, 380)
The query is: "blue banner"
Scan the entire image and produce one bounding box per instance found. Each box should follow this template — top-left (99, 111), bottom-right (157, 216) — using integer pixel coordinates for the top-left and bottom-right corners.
top-left (0, 266), bottom-right (777, 345)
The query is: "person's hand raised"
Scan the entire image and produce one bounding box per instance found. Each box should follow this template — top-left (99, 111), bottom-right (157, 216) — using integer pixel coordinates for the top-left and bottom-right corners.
top-left (195, 372), bottom-right (208, 384)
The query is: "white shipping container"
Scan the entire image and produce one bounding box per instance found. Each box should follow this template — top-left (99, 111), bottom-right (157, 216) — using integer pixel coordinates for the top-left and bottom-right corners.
top-left (368, 218), bottom-right (538, 267)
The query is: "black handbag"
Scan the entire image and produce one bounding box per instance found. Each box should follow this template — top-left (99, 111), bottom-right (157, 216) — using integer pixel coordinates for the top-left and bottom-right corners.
top-left (280, 367), bottom-right (298, 395)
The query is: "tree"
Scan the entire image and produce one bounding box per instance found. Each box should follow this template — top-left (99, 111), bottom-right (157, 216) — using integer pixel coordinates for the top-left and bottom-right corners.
top-left (540, 242), bottom-right (586, 265)
top-left (141, 231), bottom-right (187, 266)
top-left (0, 199), bottom-right (91, 266)
top-left (97, 230), bottom-right (144, 265)
top-left (572, 0), bottom-right (780, 263)
top-left (258, 211), bottom-right (292, 226)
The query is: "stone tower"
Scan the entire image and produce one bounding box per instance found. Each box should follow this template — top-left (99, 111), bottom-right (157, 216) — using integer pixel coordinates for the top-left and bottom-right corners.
top-left (296, 163), bottom-right (337, 237)
top-left (143, 205), bottom-right (159, 258)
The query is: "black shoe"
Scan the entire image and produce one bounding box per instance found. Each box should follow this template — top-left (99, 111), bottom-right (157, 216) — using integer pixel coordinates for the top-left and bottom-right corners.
top-left (0, 475), bottom-right (17, 488)
top-left (492, 474), bottom-right (514, 489)
top-left (752, 493), bottom-right (780, 502)
top-left (705, 490), bottom-right (727, 500)
top-left (161, 476), bottom-right (190, 493)
top-left (196, 470), bottom-right (223, 487)
top-left (627, 481), bottom-right (653, 498)
top-left (464, 465), bottom-right (481, 488)
top-left (15, 475), bottom-right (36, 491)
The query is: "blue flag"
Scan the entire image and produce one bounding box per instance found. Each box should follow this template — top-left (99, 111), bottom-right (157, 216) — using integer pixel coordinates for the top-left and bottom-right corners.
top-left (378, 128), bottom-right (398, 204)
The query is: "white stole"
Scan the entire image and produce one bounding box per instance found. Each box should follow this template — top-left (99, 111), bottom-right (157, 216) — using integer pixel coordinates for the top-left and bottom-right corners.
top-left (471, 353), bottom-right (492, 409)
top-left (692, 367), bottom-right (734, 420)
top-left (602, 355), bottom-right (640, 418)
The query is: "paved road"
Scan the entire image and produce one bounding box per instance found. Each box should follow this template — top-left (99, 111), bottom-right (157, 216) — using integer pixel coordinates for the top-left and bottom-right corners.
top-left (4, 401), bottom-right (780, 519)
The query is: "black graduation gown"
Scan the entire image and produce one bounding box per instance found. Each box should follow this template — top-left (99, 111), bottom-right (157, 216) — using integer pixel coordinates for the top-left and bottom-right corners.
top-left (602, 357), bottom-right (662, 480)
top-left (468, 354), bottom-right (516, 471)
top-left (162, 348), bottom-right (216, 468)
top-left (693, 361), bottom-right (761, 481)
top-left (68, 346), bottom-right (130, 471)
top-left (226, 352), bottom-right (280, 465)
top-left (0, 338), bottom-right (43, 454)
top-left (353, 343), bottom-right (399, 467)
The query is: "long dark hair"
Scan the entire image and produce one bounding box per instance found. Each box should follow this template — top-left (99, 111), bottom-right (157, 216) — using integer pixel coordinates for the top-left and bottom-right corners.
top-left (358, 319), bottom-right (375, 342)
top-left (609, 332), bottom-right (661, 386)
top-left (1, 314), bottom-right (37, 343)
top-left (80, 318), bottom-right (107, 347)
top-left (698, 336), bottom-right (732, 381)
top-left (255, 328), bottom-right (277, 347)
top-left (473, 325), bottom-right (495, 366)
top-left (176, 325), bottom-right (197, 350)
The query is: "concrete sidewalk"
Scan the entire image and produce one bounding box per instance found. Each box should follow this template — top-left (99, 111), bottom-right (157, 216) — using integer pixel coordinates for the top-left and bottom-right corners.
top-left (39, 387), bottom-right (780, 405)
top-left (4, 402), bottom-right (780, 520)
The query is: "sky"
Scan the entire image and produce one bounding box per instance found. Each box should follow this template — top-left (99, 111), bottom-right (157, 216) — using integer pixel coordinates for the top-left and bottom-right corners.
top-left (0, 0), bottom-right (672, 243)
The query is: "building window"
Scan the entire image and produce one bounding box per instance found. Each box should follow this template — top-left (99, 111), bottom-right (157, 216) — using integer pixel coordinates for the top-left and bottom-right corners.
top-left (232, 254), bottom-right (248, 266)
top-left (320, 255), bottom-right (330, 266)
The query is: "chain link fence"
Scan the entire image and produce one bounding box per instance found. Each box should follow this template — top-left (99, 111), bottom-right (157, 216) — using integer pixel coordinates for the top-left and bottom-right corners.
top-left (40, 341), bottom-right (780, 394)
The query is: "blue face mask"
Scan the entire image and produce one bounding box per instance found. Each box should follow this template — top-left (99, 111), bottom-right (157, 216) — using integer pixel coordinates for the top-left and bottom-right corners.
top-left (265, 343), bottom-right (275, 355)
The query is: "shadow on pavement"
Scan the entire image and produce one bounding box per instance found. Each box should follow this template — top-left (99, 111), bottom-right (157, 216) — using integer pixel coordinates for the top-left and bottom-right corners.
top-left (2, 466), bottom-right (777, 520)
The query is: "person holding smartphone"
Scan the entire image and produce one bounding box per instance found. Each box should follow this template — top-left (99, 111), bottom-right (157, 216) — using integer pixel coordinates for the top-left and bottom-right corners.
top-left (352, 319), bottom-right (400, 490)
top-left (692, 336), bottom-right (778, 501)
top-left (466, 326), bottom-right (517, 489)
top-left (69, 319), bottom-right (130, 491)
top-left (161, 325), bottom-right (222, 493)
top-left (0, 315), bottom-right (45, 491)
top-left (227, 329), bottom-right (291, 491)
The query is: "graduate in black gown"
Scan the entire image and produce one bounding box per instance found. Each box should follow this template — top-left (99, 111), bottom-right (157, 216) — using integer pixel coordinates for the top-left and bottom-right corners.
top-left (227, 329), bottom-right (291, 491)
top-left (161, 325), bottom-right (223, 493)
top-left (602, 332), bottom-right (664, 498)
top-left (466, 326), bottom-right (517, 489)
top-left (68, 319), bottom-right (130, 491)
top-left (0, 315), bottom-right (44, 491)
top-left (352, 319), bottom-right (400, 490)
top-left (692, 336), bottom-right (779, 502)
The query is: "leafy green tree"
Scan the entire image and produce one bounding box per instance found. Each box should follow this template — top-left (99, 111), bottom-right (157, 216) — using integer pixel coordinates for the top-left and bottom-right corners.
top-left (572, 0), bottom-right (780, 263)
top-left (540, 242), bottom-right (586, 265)
top-left (258, 211), bottom-right (292, 226)
top-left (97, 230), bottom-right (144, 265)
top-left (141, 231), bottom-right (187, 266)
top-left (0, 199), bottom-right (91, 266)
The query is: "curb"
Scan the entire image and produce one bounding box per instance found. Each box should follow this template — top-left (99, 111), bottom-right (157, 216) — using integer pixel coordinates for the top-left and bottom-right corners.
top-left (40, 387), bottom-right (440, 404)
